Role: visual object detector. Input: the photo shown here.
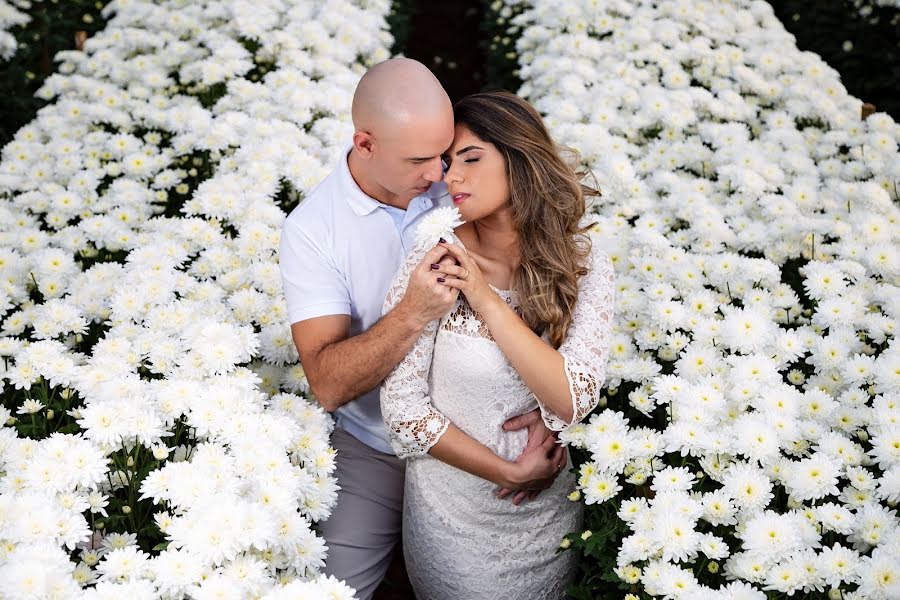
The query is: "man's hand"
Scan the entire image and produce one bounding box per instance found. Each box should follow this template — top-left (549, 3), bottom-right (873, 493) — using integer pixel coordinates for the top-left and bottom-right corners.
top-left (498, 435), bottom-right (566, 505)
top-left (398, 245), bottom-right (459, 328)
top-left (497, 409), bottom-right (569, 505)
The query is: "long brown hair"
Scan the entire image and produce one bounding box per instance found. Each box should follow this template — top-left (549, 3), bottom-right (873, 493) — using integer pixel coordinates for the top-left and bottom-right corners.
top-left (453, 90), bottom-right (598, 347)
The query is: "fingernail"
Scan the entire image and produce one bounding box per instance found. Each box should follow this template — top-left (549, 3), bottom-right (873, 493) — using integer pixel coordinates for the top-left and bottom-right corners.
top-left (431, 264), bottom-right (440, 269)
top-left (437, 277), bottom-right (445, 283)
top-left (439, 237), bottom-right (446, 243)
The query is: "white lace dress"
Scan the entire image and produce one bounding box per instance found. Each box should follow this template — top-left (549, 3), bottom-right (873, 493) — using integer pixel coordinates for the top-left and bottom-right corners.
top-left (380, 236), bottom-right (615, 600)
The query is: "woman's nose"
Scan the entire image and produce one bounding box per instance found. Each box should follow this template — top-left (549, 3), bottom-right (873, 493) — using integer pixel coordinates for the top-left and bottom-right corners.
top-left (444, 164), bottom-right (462, 184)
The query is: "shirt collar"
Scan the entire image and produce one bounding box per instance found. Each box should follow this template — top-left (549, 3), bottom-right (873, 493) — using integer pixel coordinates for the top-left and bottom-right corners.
top-left (340, 144), bottom-right (446, 216)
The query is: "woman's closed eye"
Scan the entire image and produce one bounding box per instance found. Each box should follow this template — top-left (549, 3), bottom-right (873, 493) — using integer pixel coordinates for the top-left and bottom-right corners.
top-left (464, 158), bottom-right (479, 164)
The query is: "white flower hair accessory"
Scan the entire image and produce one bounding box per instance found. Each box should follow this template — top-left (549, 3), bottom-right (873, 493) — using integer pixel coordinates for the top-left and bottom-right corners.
top-left (415, 206), bottom-right (465, 248)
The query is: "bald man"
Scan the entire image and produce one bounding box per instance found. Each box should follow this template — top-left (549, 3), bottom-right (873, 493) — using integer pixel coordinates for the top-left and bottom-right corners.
top-left (279, 58), bottom-right (556, 598)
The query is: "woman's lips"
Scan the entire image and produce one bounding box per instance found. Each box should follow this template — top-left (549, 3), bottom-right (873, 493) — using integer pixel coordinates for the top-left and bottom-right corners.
top-left (452, 193), bottom-right (469, 204)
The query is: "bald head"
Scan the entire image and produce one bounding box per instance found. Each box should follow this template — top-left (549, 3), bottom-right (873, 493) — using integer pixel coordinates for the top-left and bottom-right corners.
top-left (347, 58), bottom-right (454, 208)
top-left (352, 58), bottom-right (452, 137)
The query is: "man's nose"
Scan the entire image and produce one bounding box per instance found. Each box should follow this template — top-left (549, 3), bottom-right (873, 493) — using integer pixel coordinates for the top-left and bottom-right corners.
top-left (423, 157), bottom-right (444, 182)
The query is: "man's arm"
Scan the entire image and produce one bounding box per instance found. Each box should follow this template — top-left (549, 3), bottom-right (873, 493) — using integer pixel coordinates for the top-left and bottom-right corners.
top-left (292, 245), bottom-right (458, 412)
top-left (292, 302), bottom-right (423, 412)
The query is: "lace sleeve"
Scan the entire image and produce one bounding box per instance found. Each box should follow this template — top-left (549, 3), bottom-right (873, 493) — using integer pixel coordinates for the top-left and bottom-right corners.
top-left (380, 242), bottom-right (452, 458)
top-left (536, 243), bottom-right (616, 432)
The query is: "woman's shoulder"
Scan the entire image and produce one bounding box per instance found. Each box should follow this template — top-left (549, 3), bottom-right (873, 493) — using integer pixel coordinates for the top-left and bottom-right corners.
top-left (453, 221), bottom-right (476, 249)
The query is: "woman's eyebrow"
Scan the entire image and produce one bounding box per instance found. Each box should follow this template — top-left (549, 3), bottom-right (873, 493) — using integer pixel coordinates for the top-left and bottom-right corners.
top-left (455, 145), bottom-right (483, 156)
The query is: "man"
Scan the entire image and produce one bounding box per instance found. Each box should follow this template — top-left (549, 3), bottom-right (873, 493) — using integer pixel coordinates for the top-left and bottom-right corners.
top-left (279, 58), bottom-right (560, 599)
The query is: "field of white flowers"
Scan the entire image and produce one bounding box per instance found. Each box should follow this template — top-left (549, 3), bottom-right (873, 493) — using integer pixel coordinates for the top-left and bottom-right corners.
top-left (0, 0), bottom-right (393, 598)
top-left (502, 0), bottom-right (900, 598)
top-left (2, 0), bottom-right (899, 599)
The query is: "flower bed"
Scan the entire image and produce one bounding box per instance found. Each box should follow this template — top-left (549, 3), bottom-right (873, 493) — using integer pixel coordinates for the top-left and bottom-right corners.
top-left (0, 1), bottom-right (28, 61)
top-left (509, 1), bottom-right (900, 598)
top-left (0, 0), bottom-right (393, 597)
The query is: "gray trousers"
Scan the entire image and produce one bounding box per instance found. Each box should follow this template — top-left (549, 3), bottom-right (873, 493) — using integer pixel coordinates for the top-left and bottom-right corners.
top-left (319, 428), bottom-right (406, 600)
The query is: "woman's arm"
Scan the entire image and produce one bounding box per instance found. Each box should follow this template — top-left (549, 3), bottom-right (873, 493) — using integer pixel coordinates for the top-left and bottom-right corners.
top-left (480, 302), bottom-right (574, 421)
top-left (429, 423), bottom-right (564, 490)
top-left (441, 242), bottom-right (616, 430)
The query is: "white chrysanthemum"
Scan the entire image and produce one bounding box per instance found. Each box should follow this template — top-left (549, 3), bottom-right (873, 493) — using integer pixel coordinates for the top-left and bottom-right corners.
top-left (583, 471), bottom-right (622, 505)
top-left (722, 462), bottom-right (774, 512)
top-left (701, 489), bottom-right (739, 527)
top-left (0, 542), bottom-right (82, 599)
top-left (817, 543), bottom-right (861, 588)
top-left (783, 453), bottom-right (842, 501)
top-left (95, 546), bottom-right (151, 582)
top-left (816, 503), bottom-right (856, 535)
top-left (741, 511), bottom-right (807, 563)
top-left (869, 426), bottom-right (900, 470)
top-left (878, 465), bottom-right (900, 504)
top-left (721, 307), bottom-right (777, 354)
top-left (414, 206), bottom-right (465, 248)
top-left (856, 544), bottom-right (900, 600)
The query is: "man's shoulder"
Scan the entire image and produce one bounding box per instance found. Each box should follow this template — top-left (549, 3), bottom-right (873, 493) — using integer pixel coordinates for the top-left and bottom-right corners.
top-left (283, 168), bottom-right (344, 229)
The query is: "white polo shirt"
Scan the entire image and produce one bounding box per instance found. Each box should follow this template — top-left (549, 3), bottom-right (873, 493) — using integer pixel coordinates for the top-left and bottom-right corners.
top-left (279, 147), bottom-right (449, 454)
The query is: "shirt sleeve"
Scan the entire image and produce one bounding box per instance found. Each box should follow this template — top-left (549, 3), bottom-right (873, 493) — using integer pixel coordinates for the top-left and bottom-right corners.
top-left (379, 241), bottom-right (451, 458)
top-left (536, 243), bottom-right (616, 431)
top-left (279, 216), bottom-right (351, 325)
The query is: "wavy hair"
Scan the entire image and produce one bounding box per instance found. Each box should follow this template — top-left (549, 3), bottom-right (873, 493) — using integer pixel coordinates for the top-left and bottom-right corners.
top-left (453, 90), bottom-right (599, 347)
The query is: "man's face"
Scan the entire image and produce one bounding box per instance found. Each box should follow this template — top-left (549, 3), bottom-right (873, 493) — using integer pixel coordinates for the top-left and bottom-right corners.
top-left (370, 114), bottom-right (455, 204)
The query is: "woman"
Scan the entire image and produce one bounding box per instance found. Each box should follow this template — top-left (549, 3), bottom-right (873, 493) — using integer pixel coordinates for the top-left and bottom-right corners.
top-left (380, 90), bottom-right (615, 599)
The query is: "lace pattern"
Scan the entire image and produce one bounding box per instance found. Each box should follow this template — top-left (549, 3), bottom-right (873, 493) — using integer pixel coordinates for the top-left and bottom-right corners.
top-left (538, 246), bottom-right (616, 431)
top-left (380, 238), bottom-right (452, 459)
top-left (440, 286), bottom-right (516, 341)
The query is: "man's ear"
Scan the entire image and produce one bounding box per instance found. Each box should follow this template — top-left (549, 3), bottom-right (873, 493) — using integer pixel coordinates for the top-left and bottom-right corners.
top-left (352, 130), bottom-right (375, 159)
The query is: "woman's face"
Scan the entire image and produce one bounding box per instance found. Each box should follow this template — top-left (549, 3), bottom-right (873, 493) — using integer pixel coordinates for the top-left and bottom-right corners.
top-left (442, 124), bottom-right (510, 223)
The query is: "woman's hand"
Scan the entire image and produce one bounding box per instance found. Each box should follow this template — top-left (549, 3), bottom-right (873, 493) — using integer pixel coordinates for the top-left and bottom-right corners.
top-left (500, 434), bottom-right (567, 494)
top-left (437, 241), bottom-right (504, 316)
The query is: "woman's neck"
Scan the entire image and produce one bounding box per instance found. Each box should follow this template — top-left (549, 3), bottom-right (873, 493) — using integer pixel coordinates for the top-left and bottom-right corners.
top-left (472, 208), bottom-right (519, 264)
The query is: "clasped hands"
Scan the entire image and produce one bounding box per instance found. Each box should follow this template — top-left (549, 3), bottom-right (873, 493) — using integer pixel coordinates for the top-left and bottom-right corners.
top-left (497, 409), bottom-right (568, 506)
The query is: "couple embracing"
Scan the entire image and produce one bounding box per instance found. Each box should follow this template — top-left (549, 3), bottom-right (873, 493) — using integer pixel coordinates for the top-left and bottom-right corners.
top-left (279, 58), bottom-right (614, 600)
